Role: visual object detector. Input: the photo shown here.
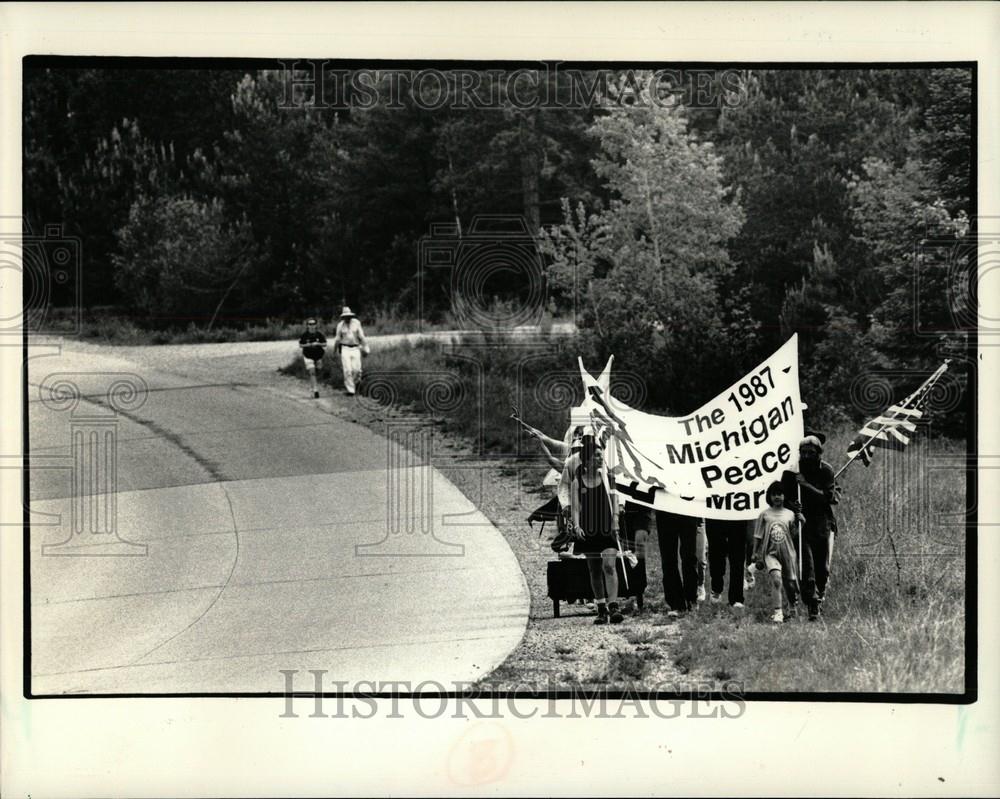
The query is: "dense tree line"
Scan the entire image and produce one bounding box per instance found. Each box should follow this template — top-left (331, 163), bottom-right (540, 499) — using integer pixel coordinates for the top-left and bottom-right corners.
top-left (23, 65), bottom-right (972, 424)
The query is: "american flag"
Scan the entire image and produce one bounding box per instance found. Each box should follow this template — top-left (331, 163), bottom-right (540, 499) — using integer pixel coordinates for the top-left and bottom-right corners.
top-left (843, 361), bottom-right (950, 472)
top-left (846, 404), bottom-right (922, 466)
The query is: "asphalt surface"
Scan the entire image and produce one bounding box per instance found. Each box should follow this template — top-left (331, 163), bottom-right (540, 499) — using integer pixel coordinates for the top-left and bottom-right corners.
top-left (26, 336), bottom-right (529, 694)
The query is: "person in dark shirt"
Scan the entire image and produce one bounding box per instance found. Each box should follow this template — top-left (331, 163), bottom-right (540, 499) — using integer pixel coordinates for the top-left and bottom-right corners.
top-left (558, 431), bottom-right (625, 625)
top-left (298, 318), bottom-right (328, 398)
top-left (781, 434), bottom-right (838, 620)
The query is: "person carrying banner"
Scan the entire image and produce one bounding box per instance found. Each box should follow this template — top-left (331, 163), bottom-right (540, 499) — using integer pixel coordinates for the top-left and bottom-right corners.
top-left (781, 434), bottom-right (838, 620)
top-left (297, 317), bottom-right (327, 399)
top-left (558, 430), bottom-right (625, 625)
top-left (751, 481), bottom-right (802, 623)
top-left (334, 306), bottom-right (368, 396)
top-left (705, 518), bottom-right (749, 609)
top-left (654, 510), bottom-right (701, 617)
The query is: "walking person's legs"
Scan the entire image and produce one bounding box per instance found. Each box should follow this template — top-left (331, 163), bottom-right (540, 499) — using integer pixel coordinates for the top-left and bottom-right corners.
top-left (727, 522), bottom-right (747, 606)
top-left (585, 553), bottom-right (609, 624)
top-left (305, 358), bottom-right (319, 397)
top-left (602, 549), bottom-right (624, 624)
top-left (768, 566), bottom-right (784, 622)
top-left (654, 511), bottom-right (684, 614)
top-left (809, 531), bottom-right (832, 603)
top-left (798, 532), bottom-right (819, 619)
top-left (705, 521), bottom-right (727, 601)
top-left (341, 348), bottom-right (362, 395)
top-left (679, 524), bottom-right (700, 610)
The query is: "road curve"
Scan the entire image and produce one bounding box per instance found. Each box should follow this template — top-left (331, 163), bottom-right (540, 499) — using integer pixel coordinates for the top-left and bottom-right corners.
top-left (27, 336), bottom-right (529, 694)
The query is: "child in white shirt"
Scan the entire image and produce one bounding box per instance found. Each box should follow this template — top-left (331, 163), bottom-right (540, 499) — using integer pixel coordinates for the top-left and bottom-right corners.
top-left (751, 481), bottom-right (803, 623)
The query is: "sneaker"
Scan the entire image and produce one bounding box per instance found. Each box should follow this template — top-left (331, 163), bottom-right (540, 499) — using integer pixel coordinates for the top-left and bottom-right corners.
top-left (731, 602), bottom-right (745, 618)
top-left (770, 609), bottom-right (784, 624)
top-left (666, 609), bottom-right (680, 619)
top-left (696, 585), bottom-right (706, 602)
top-left (594, 604), bottom-right (609, 625)
top-left (710, 592), bottom-right (723, 604)
top-left (313, 390), bottom-right (320, 399)
top-left (608, 603), bottom-right (624, 624)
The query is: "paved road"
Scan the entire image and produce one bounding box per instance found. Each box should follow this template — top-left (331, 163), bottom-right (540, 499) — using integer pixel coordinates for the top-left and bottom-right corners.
top-left (26, 335), bottom-right (529, 694)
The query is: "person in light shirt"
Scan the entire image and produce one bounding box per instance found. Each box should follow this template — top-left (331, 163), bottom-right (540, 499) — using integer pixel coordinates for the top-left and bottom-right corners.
top-left (333, 306), bottom-right (368, 395)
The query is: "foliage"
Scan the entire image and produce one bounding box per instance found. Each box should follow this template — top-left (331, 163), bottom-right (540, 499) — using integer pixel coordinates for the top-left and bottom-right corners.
top-left (113, 195), bottom-right (258, 325)
top-left (24, 65), bottom-right (974, 423)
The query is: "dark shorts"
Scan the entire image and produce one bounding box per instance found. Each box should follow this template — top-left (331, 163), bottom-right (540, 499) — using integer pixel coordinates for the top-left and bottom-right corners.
top-left (574, 533), bottom-right (619, 555)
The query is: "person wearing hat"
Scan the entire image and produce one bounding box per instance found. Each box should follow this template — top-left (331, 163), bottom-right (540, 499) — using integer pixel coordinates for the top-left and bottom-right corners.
top-left (333, 306), bottom-right (368, 396)
top-left (297, 317), bottom-right (327, 399)
top-left (781, 433), bottom-right (839, 620)
top-left (557, 428), bottom-right (626, 625)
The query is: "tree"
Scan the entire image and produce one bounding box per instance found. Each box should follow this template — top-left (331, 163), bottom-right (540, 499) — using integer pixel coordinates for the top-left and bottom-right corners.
top-left (541, 79), bottom-right (746, 411)
top-left (113, 196), bottom-right (258, 325)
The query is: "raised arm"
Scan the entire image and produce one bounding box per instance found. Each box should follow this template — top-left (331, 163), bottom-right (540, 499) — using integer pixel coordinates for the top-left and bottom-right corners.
top-left (537, 439), bottom-right (565, 472)
top-left (557, 455), bottom-right (579, 531)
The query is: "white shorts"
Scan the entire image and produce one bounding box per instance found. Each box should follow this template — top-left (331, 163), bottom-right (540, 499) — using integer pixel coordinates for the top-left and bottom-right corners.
top-left (303, 357), bottom-right (321, 372)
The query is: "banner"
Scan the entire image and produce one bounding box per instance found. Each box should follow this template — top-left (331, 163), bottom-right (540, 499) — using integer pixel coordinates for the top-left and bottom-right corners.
top-left (572, 336), bottom-right (805, 520)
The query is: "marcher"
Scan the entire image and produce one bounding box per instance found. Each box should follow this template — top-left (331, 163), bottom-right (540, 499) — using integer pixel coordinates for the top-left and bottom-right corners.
top-left (705, 517), bottom-right (749, 610)
top-left (334, 306), bottom-right (368, 396)
top-left (781, 434), bottom-right (838, 620)
top-left (750, 481), bottom-right (803, 623)
top-left (558, 430), bottom-right (625, 625)
top-left (653, 510), bottom-right (701, 616)
top-left (297, 317), bottom-right (327, 399)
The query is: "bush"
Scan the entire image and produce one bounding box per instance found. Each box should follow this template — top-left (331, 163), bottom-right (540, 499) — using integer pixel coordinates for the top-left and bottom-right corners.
top-left (113, 195), bottom-right (258, 326)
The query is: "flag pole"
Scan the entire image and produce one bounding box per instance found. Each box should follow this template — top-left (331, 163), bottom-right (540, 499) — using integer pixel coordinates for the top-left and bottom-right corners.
top-left (834, 360), bottom-right (951, 480)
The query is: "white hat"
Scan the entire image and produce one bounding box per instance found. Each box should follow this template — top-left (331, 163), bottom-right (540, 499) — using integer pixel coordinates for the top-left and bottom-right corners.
top-left (339, 306), bottom-right (356, 318)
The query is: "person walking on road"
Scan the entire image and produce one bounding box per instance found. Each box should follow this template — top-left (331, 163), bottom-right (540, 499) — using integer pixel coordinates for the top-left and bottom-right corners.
top-left (298, 317), bottom-right (327, 399)
top-left (334, 306), bottom-right (368, 396)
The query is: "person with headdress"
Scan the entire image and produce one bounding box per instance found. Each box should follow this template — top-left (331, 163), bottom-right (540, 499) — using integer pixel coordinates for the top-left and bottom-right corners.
top-left (333, 306), bottom-right (368, 396)
top-left (781, 432), bottom-right (838, 620)
top-left (557, 428), bottom-right (625, 625)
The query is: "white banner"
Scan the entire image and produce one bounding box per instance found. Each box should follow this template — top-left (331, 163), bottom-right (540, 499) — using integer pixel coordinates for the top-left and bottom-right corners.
top-left (573, 335), bottom-right (805, 520)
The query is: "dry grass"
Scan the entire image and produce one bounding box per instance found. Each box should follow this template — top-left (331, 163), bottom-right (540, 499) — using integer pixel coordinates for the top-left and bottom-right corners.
top-left (671, 428), bottom-right (966, 693)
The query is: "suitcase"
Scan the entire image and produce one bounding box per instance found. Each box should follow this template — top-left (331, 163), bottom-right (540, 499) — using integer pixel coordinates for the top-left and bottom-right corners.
top-left (546, 556), bottom-right (647, 618)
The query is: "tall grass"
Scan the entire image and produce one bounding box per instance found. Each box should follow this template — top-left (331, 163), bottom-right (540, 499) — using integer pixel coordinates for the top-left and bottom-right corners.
top-left (671, 428), bottom-right (966, 693)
